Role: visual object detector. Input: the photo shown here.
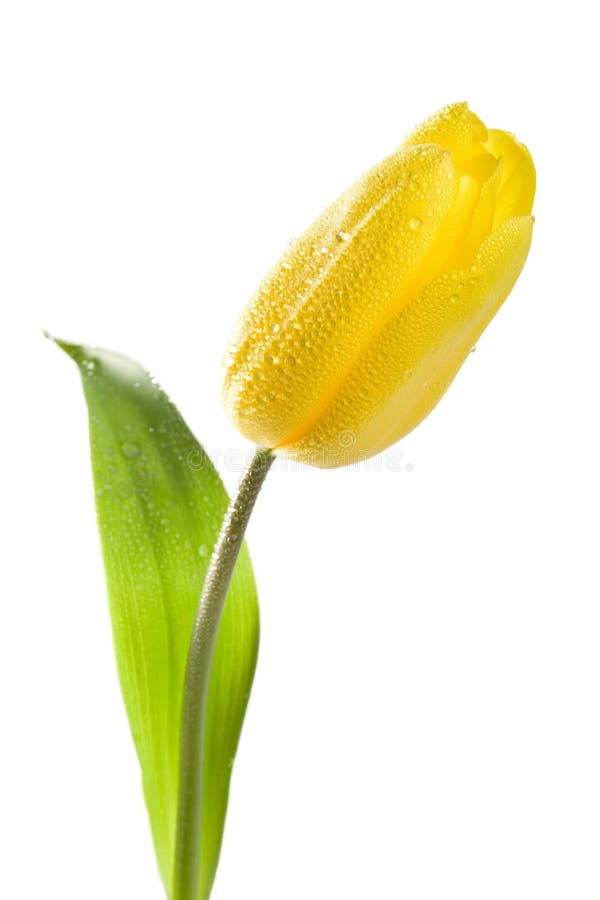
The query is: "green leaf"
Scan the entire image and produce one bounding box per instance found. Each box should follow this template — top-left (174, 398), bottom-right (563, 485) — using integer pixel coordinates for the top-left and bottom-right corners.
top-left (54, 339), bottom-right (259, 900)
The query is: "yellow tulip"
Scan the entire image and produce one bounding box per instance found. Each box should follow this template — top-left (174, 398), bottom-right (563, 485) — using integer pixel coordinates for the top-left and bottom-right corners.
top-left (223, 102), bottom-right (535, 467)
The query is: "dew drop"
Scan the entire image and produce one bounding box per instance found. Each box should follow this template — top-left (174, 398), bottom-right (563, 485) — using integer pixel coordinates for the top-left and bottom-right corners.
top-left (198, 544), bottom-right (209, 558)
top-left (82, 360), bottom-right (95, 373)
top-left (121, 441), bottom-right (141, 459)
top-left (409, 217), bottom-right (422, 231)
top-left (469, 346), bottom-right (477, 354)
top-left (336, 230), bottom-right (350, 242)
top-left (449, 294), bottom-right (459, 304)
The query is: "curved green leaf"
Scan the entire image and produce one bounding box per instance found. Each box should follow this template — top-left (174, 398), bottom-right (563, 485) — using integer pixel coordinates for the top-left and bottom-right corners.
top-left (54, 339), bottom-right (259, 900)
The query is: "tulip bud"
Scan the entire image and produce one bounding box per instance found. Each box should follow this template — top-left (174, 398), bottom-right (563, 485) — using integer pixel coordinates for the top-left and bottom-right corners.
top-left (223, 102), bottom-right (535, 468)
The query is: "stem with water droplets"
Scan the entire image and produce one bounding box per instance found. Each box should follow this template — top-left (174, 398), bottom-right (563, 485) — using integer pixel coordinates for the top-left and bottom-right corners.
top-left (172, 447), bottom-right (273, 900)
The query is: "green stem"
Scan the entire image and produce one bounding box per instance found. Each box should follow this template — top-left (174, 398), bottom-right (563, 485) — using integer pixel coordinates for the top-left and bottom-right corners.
top-left (172, 447), bottom-right (274, 900)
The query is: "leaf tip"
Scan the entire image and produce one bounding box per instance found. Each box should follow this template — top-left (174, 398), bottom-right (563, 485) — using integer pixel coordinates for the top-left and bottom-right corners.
top-left (47, 332), bottom-right (89, 366)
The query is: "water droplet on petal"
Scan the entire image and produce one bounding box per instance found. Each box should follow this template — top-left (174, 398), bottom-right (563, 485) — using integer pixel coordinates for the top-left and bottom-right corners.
top-left (409, 217), bottom-right (422, 231)
top-left (336, 230), bottom-right (350, 242)
top-left (449, 294), bottom-right (459, 304)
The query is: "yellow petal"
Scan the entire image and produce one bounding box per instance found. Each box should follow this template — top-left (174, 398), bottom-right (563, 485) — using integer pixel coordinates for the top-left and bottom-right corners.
top-left (484, 129), bottom-right (536, 229)
top-left (445, 160), bottom-right (501, 269)
top-left (278, 215), bottom-right (534, 467)
top-left (223, 144), bottom-right (462, 449)
top-left (403, 101), bottom-right (488, 160)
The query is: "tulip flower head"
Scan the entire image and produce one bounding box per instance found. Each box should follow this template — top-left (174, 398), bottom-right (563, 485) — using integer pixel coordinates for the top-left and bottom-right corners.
top-left (223, 102), bottom-right (535, 467)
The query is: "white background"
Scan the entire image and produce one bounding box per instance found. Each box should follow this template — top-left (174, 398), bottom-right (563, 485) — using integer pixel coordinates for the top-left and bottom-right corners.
top-left (1, 1), bottom-right (599, 898)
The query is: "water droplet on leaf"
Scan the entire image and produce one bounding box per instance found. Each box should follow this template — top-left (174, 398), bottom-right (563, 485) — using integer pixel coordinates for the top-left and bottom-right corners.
top-left (121, 441), bottom-right (141, 459)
